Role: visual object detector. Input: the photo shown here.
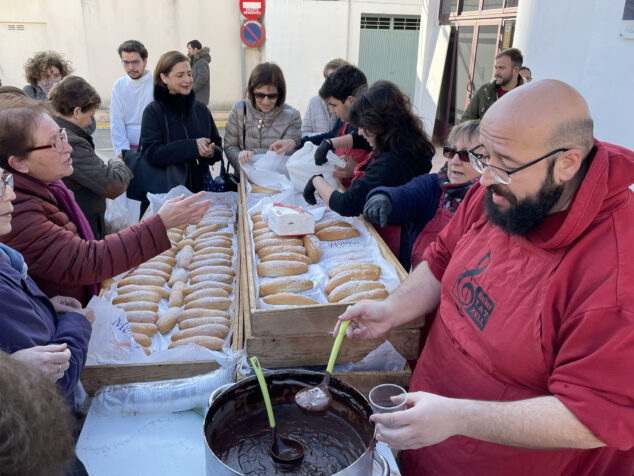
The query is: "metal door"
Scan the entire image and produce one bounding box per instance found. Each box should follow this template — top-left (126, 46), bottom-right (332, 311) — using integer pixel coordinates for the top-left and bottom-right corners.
top-left (358, 15), bottom-right (421, 99)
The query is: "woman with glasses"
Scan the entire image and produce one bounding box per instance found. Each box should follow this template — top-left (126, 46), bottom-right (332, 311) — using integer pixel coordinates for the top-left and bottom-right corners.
top-left (138, 51), bottom-right (223, 209)
top-left (363, 120), bottom-right (481, 270)
top-left (0, 104), bottom-right (211, 306)
top-left (224, 62), bottom-right (301, 170)
top-left (303, 81), bottom-right (434, 264)
top-left (50, 76), bottom-right (132, 239)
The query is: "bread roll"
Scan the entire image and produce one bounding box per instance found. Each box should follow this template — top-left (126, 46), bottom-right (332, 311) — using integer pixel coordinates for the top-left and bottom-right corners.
top-left (251, 212), bottom-right (263, 222)
top-left (253, 231), bottom-right (280, 244)
top-left (119, 274), bottom-right (166, 288)
top-left (176, 308), bottom-right (230, 323)
top-left (137, 261), bottom-right (173, 274)
top-left (115, 301), bottom-right (159, 313)
top-left (316, 226), bottom-right (360, 241)
top-left (189, 224), bottom-right (220, 240)
top-left (101, 277), bottom-right (115, 290)
top-left (207, 209), bottom-right (234, 218)
top-left (176, 245), bottom-right (194, 269)
top-left (257, 261), bottom-right (308, 278)
top-left (340, 288), bottom-right (389, 303)
top-left (184, 296), bottom-right (231, 311)
top-left (252, 227), bottom-right (272, 238)
top-left (190, 273), bottom-right (234, 286)
top-left (113, 290), bottom-right (162, 304)
top-left (132, 332), bottom-right (152, 347)
top-left (129, 322), bottom-right (158, 336)
top-left (260, 252), bottom-right (311, 265)
top-left (177, 238), bottom-right (195, 250)
top-left (168, 268), bottom-right (188, 287)
top-left (183, 288), bottom-right (229, 304)
top-left (193, 247), bottom-right (233, 259)
top-left (189, 265), bottom-right (235, 280)
top-left (167, 231), bottom-right (182, 242)
top-left (168, 335), bottom-right (223, 351)
top-left (258, 245), bottom-right (306, 258)
top-left (196, 231), bottom-right (233, 241)
top-left (263, 293), bottom-right (319, 306)
top-left (188, 256), bottom-right (232, 270)
top-left (254, 238), bottom-right (303, 252)
top-left (253, 221), bottom-right (269, 231)
top-left (194, 237), bottom-right (232, 252)
top-left (325, 268), bottom-right (381, 294)
top-left (128, 268), bottom-right (170, 281)
top-left (147, 255), bottom-right (176, 267)
top-left (182, 281), bottom-right (233, 297)
top-left (117, 284), bottom-right (170, 299)
top-left (162, 247), bottom-right (178, 258)
top-left (315, 219), bottom-right (353, 232)
top-left (185, 224), bottom-right (197, 236)
top-left (302, 235), bottom-right (321, 264)
top-left (328, 262), bottom-right (381, 279)
top-left (327, 280), bottom-right (386, 303)
top-left (199, 217), bottom-right (230, 228)
top-left (179, 315), bottom-right (231, 330)
top-left (126, 310), bottom-right (158, 324)
top-left (168, 281), bottom-right (186, 307)
top-left (157, 307), bottom-right (181, 334)
top-left (259, 277), bottom-right (314, 297)
top-left (171, 323), bottom-right (229, 341)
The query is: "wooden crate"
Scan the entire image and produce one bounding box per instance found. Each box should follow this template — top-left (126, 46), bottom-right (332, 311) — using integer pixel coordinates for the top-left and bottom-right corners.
top-left (238, 170), bottom-right (421, 369)
top-left (81, 210), bottom-right (243, 396)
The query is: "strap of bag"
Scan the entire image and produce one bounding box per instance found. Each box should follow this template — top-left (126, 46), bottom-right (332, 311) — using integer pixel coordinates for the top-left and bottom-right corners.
top-left (242, 100), bottom-right (247, 151)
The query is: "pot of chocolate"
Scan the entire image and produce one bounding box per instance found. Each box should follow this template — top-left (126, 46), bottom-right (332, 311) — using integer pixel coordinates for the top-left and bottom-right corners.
top-left (204, 370), bottom-right (389, 476)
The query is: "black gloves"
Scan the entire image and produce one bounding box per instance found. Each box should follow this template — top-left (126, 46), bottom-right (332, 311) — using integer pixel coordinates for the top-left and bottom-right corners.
top-left (314, 139), bottom-right (333, 166)
top-left (363, 193), bottom-right (392, 228)
top-left (303, 174), bottom-right (323, 205)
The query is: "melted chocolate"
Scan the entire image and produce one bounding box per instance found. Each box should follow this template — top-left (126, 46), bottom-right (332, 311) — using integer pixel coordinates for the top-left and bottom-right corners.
top-left (212, 403), bottom-right (366, 475)
top-left (294, 385), bottom-right (331, 412)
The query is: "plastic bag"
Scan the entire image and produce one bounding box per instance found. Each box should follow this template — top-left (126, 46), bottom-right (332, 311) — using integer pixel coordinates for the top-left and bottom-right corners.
top-left (242, 151), bottom-right (294, 191)
top-left (104, 194), bottom-right (141, 234)
top-left (286, 142), bottom-right (346, 193)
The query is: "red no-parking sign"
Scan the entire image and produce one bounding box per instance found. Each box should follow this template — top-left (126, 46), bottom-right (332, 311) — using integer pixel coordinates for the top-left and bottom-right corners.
top-left (240, 0), bottom-right (265, 20)
top-left (241, 20), bottom-right (266, 48)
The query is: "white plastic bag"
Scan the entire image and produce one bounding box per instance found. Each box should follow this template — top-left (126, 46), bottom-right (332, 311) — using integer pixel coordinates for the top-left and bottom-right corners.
top-left (286, 142), bottom-right (346, 193)
top-left (104, 194), bottom-right (141, 233)
top-left (242, 151), bottom-right (294, 191)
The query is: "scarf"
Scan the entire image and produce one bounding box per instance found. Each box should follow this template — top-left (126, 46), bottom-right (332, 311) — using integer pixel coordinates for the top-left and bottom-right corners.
top-left (46, 179), bottom-right (99, 297)
top-left (0, 242), bottom-right (28, 279)
top-left (36, 78), bottom-right (59, 99)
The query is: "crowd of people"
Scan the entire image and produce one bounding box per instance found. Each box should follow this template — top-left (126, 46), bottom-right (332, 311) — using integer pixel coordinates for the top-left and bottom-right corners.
top-left (0, 38), bottom-right (631, 476)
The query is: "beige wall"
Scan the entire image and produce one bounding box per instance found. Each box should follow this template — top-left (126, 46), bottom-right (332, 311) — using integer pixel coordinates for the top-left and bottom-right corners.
top-left (0, 0), bottom-right (251, 111)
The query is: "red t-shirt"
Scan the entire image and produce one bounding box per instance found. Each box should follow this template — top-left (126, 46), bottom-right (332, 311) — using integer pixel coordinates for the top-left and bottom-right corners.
top-left (496, 85), bottom-right (509, 99)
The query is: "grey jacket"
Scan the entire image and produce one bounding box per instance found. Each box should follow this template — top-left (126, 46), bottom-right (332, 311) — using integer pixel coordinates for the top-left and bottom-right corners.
top-left (301, 95), bottom-right (336, 135)
top-left (191, 47), bottom-right (211, 105)
top-left (57, 117), bottom-right (133, 239)
top-left (461, 75), bottom-right (526, 122)
top-left (224, 99), bottom-right (302, 170)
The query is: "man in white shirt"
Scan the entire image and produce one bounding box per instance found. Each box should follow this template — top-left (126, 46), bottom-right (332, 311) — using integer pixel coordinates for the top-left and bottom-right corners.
top-left (110, 40), bottom-right (154, 157)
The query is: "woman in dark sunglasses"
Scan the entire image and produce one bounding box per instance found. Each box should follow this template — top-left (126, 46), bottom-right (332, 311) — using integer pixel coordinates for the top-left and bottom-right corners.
top-left (224, 62), bottom-right (301, 170)
top-left (364, 119), bottom-right (481, 270)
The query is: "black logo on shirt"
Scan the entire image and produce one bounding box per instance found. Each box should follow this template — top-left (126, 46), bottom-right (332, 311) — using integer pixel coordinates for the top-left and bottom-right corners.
top-left (452, 251), bottom-right (496, 331)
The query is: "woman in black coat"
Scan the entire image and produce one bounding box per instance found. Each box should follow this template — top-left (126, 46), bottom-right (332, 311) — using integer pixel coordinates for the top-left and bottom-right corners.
top-left (138, 51), bottom-right (222, 204)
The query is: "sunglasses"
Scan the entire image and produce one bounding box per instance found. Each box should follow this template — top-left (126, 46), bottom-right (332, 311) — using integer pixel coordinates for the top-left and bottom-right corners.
top-left (254, 92), bottom-right (279, 100)
top-left (443, 146), bottom-right (470, 162)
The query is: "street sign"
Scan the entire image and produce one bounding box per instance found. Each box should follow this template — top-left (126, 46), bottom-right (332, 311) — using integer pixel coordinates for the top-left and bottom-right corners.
top-left (240, 0), bottom-right (265, 20)
top-left (241, 20), bottom-right (265, 48)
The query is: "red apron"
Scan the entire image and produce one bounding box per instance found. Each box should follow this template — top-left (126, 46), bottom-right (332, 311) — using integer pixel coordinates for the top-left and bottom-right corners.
top-left (335, 122), bottom-right (372, 189)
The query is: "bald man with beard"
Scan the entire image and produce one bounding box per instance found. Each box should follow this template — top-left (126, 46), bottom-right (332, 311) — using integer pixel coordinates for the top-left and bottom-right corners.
top-left (336, 80), bottom-right (634, 475)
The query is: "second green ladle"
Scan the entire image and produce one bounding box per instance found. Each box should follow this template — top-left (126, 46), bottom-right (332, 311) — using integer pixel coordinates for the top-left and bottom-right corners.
top-left (294, 319), bottom-right (350, 412)
top-left (250, 356), bottom-right (305, 466)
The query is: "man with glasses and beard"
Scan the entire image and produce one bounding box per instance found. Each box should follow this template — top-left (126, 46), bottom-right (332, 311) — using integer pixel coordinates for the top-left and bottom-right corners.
top-left (462, 47), bottom-right (525, 122)
top-left (336, 79), bottom-right (634, 476)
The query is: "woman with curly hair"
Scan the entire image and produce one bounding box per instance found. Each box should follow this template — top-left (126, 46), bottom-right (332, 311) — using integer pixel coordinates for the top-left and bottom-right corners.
top-left (303, 80), bottom-right (434, 262)
top-left (23, 50), bottom-right (72, 101)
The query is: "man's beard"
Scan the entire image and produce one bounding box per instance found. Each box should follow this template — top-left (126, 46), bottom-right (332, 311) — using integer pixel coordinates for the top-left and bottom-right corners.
top-left (495, 73), bottom-right (514, 87)
top-left (484, 163), bottom-right (564, 236)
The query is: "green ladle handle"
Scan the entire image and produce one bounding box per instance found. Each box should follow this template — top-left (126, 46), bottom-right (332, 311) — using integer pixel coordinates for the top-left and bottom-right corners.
top-left (326, 319), bottom-right (351, 373)
top-left (250, 356), bottom-right (276, 429)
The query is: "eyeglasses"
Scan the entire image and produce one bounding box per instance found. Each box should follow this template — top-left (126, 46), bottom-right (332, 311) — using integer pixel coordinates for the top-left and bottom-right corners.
top-left (0, 172), bottom-right (13, 196)
top-left (254, 92), bottom-right (279, 100)
top-left (26, 128), bottom-right (68, 154)
top-left (443, 146), bottom-right (470, 163)
top-left (468, 145), bottom-right (569, 185)
top-left (121, 59), bottom-right (142, 67)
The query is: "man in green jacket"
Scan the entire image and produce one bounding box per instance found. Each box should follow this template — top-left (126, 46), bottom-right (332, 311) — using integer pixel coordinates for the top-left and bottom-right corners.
top-left (461, 48), bottom-right (525, 122)
top-left (187, 40), bottom-right (211, 106)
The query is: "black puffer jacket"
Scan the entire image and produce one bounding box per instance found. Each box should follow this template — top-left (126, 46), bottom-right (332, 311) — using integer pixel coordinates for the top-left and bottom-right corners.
top-left (139, 84), bottom-right (222, 193)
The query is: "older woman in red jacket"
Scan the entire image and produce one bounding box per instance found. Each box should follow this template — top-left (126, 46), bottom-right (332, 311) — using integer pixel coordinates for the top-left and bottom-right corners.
top-left (0, 104), bottom-right (211, 305)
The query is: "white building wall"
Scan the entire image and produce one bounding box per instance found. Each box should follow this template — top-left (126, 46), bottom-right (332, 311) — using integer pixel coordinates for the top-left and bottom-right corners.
top-left (514, 0), bottom-right (634, 149)
top-left (264, 0), bottom-right (422, 118)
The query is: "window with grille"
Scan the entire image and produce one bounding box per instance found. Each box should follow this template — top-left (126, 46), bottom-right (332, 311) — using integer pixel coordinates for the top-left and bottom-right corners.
top-left (360, 16), bottom-right (391, 30)
top-left (394, 17), bottom-right (421, 30)
top-left (7, 24), bottom-right (25, 31)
